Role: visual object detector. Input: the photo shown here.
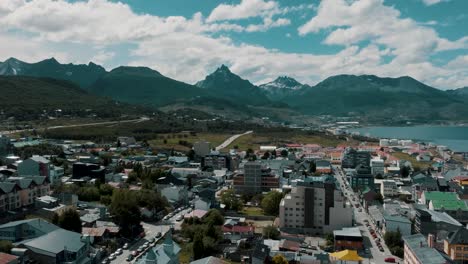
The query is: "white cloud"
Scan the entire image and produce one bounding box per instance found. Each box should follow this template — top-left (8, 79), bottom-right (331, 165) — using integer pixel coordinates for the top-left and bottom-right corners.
top-left (206, 0), bottom-right (279, 22)
top-left (298, 0), bottom-right (467, 65)
top-left (0, 0), bottom-right (466, 90)
top-left (421, 0), bottom-right (449, 6)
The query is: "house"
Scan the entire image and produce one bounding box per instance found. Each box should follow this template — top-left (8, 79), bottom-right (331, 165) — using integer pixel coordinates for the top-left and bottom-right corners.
top-left (117, 136), bottom-right (136, 147)
top-left (17, 156), bottom-right (51, 178)
top-left (416, 153), bottom-right (431, 162)
top-left (429, 200), bottom-right (468, 224)
top-left (403, 234), bottom-right (448, 264)
top-left (315, 160), bottom-right (332, 174)
top-left (222, 218), bottom-right (255, 243)
top-left (443, 228), bottom-right (468, 263)
top-left (19, 228), bottom-right (91, 264)
top-left (382, 214), bottom-right (411, 236)
top-left (0, 218), bottom-right (59, 242)
top-left (161, 185), bottom-right (188, 204)
top-left (135, 233), bottom-right (180, 264)
top-left (333, 227), bottom-right (363, 250)
top-left (0, 177), bottom-right (50, 214)
top-left (251, 243), bottom-right (271, 264)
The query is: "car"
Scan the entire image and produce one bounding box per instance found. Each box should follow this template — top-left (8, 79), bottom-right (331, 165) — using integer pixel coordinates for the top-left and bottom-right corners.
top-left (115, 248), bottom-right (123, 255)
top-left (149, 238), bottom-right (155, 243)
top-left (126, 254), bottom-right (134, 262)
top-left (136, 247), bottom-right (143, 253)
top-left (101, 258), bottom-right (109, 264)
top-left (143, 242), bottom-right (149, 248)
top-left (379, 247), bottom-right (384, 252)
top-left (108, 254), bottom-right (116, 260)
top-left (123, 243), bottom-right (129, 249)
top-left (176, 214), bottom-right (184, 221)
top-left (384, 257), bottom-right (396, 263)
top-left (163, 215), bottom-right (169, 221)
top-left (187, 208), bottom-right (192, 213)
top-left (155, 232), bottom-right (162, 238)
top-left (131, 251), bottom-right (138, 256)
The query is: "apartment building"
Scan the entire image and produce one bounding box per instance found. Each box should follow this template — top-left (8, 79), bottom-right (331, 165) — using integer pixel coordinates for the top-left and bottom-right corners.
top-left (0, 176), bottom-right (50, 214)
top-left (233, 162), bottom-right (279, 194)
top-left (279, 176), bottom-right (352, 234)
top-left (444, 228), bottom-right (468, 263)
top-left (403, 234), bottom-right (448, 264)
top-left (381, 180), bottom-right (398, 198)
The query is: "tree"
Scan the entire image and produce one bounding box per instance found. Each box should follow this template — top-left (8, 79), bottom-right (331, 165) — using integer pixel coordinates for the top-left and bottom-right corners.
top-left (324, 233), bottom-right (334, 246)
top-left (187, 149), bottom-right (195, 161)
top-left (400, 166), bottom-right (410, 178)
top-left (272, 254), bottom-right (288, 264)
top-left (57, 208), bottom-right (82, 233)
top-left (280, 149), bottom-right (288, 158)
top-left (192, 233), bottom-right (204, 260)
top-left (220, 189), bottom-right (243, 211)
top-left (262, 225), bottom-right (280, 239)
top-left (109, 189), bottom-right (142, 237)
top-left (261, 151), bottom-right (271, 160)
top-left (203, 209), bottom-right (224, 226)
top-left (374, 193), bottom-right (384, 204)
top-left (0, 240), bottom-right (13, 253)
top-left (261, 191), bottom-right (283, 216)
top-left (309, 161), bottom-right (316, 173)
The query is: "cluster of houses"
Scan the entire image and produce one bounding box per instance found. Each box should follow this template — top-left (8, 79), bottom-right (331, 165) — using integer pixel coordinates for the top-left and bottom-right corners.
top-left (1, 132), bottom-right (468, 264)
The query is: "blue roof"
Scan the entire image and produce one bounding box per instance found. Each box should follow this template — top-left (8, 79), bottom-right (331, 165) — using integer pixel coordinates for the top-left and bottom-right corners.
top-left (22, 229), bottom-right (85, 254)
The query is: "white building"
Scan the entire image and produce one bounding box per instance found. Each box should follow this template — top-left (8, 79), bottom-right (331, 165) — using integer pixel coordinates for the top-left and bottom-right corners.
top-left (370, 158), bottom-right (385, 176)
top-left (381, 180), bottom-right (398, 198)
top-left (279, 176), bottom-right (352, 234)
top-left (379, 139), bottom-right (389, 147)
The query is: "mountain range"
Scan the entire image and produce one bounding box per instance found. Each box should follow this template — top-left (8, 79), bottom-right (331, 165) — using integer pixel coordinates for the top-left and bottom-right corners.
top-left (1, 57), bottom-right (467, 123)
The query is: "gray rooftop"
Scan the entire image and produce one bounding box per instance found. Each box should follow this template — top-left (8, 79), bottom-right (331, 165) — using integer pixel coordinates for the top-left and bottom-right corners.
top-left (403, 234), bottom-right (447, 264)
top-left (333, 227), bottom-right (362, 237)
top-left (23, 228), bottom-right (84, 254)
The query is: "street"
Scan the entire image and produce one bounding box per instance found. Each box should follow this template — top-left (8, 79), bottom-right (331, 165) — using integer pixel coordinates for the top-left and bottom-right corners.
top-left (112, 207), bottom-right (192, 263)
top-left (215, 130), bottom-right (253, 151)
top-left (332, 165), bottom-right (402, 264)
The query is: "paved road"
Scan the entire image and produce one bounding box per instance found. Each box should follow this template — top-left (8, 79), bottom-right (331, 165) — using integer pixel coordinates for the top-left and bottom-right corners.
top-left (332, 165), bottom-right (402, 264)
top-left (215, 130), bottom-right (253, 151)
top-left (0, 117), bottom-right (149, 136)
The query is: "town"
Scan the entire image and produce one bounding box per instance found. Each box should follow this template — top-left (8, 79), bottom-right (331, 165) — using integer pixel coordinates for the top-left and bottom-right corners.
top-left (0, 129), bottom-right (467, 264)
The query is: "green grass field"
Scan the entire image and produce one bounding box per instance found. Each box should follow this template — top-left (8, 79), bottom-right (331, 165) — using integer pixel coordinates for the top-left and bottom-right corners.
top-left (392, 152), bottom-right (431, 169)
top-left (149, 132), bottom-right (233, 152)
top-left (241, 207), bottom-right (265, 216)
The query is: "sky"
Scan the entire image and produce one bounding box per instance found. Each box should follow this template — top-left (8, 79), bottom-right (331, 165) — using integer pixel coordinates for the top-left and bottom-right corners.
top-left (0, 0), bottom-right (467, 89)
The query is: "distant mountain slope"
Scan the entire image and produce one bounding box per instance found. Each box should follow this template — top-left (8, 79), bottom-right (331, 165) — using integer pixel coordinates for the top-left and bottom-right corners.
top-left (0, 76), bottom-right (147, 120)
top-left (285, 74), bottom-right (468, 121)
top-left (446, 87), bottom-right (468, 101)
top-left (195, 65), bottom-right (271, 106)
top-left (259, 76), bottom-right (311, 101)
top-left (89, 66), bottom-right (208, 107)
top-left (0, 57), bottom-right (107, 88)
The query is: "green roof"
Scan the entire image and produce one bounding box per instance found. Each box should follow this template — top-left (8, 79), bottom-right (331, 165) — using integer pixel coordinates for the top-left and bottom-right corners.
top-left (431, 200), bottom-right (468, 211)
top-left (423, 191), bottom-right (458, 201)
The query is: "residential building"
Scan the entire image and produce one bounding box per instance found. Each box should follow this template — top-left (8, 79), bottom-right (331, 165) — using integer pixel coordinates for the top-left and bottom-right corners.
top-left (190, 256), bottom-right (227, 264)
top-left (135, 233), bottom-right (180, 264)
top-left (19, 228), bottom-right (90, 264)
top-left (202, 154), bottom-right (230, 170)
top-left (383, 214), bottom-right (411, 236)
top-left (0, 136), bottom-right (12, 157)
top-left (350, 173), bottom-right (374, 192)
top-left (233, 162), bottom-right (279, 194)
top-left (0, 177), bottom-right (50, 214)
top-left (0, 218), bottom-right (59, 242)
top-left (443, 228), bottom-right (468, 263)
top-left (412, 174), bottom-right (439, 201)
top-left (222, 219), bottom-right (255, 243)
top-left (403, 234), bottom-right (448, 264)
top-left (414, 207), bottom-right (462, 236)
top-left (341, 148), bottom-right (370, 169)
top-left (333, 227), bottom-right (363, 251)
top-left (72, 163), bottom-right (105, 181)
top-left (17, 156), bottom-right (52, 179)
top-left (421, 191), bottom-right (459, 206)
top-left (330, 152), bottom-right (342, 165)
top-left (193, 141), bottom-right (211, 157)
top-left (370, 158), bottom-right (385, 176)
top-left (429, 200), bottom-right (468, 224)
top-left (381, 180), bottom-right (398, 198)
top-left (117, 136), bottom-right (136, 146)
top-left (315, 160), bottom-right (332, 174)
top-left (279, 176), bottom-right (352, 234)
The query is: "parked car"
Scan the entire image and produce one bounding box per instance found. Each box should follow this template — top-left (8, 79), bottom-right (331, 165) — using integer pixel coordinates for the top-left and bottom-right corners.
top-left (123, 243), bottom-right (129, 250)
top-left (115, 248), bottom-right (123, 255)
top-left (155, 232), bottom-right (162, 238)
top-left (131, 251), bottom-right (138, 256)
top-left (126, 254), bottom-right (134, 262)
top-left (384, 257), bottom-right (396, 263)
top-left (163, 215), bottom-right (169, 221)
top-left (176, 214), bottom-right (184, 221)
top-left (101, 258), bottom-right (109, 264)
top-left (149, 238), bottom-right (155, 243)
top-left (108, 254), bottom-right (116, 260)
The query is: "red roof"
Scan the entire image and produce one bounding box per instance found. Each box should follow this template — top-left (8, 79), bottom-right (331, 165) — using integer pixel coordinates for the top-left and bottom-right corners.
top-left (222, 225), bottom-right (255, 233)
top-left (286, 144), bottom-right (303, 148)
top-left (279, 239), bottom-right (301, 251)
top-left (0, 253), bottom-right (18, 264)
top-left (453, 176), bottom-right (468, 182)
